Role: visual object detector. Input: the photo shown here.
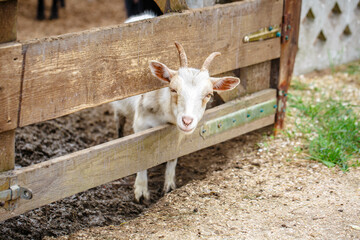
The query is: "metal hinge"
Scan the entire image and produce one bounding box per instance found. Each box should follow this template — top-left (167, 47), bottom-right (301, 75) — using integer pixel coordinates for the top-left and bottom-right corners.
top-left (243, 25), bottom-right (281, 43)
top-left (0, 185), bottom-right (33, 210)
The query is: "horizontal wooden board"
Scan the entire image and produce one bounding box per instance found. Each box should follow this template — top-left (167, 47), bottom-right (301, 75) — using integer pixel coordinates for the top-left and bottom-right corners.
top-left (0, 89), bottom-right (276, 221)
top-left (3, 0), bottom-right (282, 130)
top-left (0, 42), bottom-right (22, 132)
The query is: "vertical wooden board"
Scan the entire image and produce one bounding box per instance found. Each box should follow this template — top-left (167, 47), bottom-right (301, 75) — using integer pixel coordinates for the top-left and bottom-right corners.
top-left (0, 131), bottom-right (15, 172)
top-left (0, 0), bottom-right (18, 184)
top-left (275, 0), bottom-right (302, 131)
top-left (240, 61), bottom-right (271, 94)
top-left (218, 61), bottom-right (271, 102)
top-left (0, 43), bottom-right (23, 132)
top-left (0, 0), bottom-right (17, 43)
top-left (17, 0), bottom-right (283, 128)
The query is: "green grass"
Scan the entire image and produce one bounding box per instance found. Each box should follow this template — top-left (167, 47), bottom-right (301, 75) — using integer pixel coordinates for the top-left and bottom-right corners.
top-left (345, 64), bottom-right (360, 75)
top-left (287, 92), bottom-right (360, 171)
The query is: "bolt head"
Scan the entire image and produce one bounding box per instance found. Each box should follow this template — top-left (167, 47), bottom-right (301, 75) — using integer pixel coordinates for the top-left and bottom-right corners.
top-left (276, 32), bottom-right (281, 37)
top-left (269, 26), bottom-right (273, 31)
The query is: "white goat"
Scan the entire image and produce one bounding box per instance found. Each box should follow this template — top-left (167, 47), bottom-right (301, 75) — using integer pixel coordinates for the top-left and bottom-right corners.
top-left (112, 15), bottom-right (240, 202)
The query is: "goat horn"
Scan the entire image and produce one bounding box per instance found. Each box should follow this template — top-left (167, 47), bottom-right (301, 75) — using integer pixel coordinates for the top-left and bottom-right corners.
top-left (174, 42), bottom-right (188, 68)
top-left (201, 52), bottom-right (221, 71)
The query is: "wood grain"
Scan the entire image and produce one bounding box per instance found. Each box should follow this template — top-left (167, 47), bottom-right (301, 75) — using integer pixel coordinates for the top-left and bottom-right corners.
top-left (0, 42), bottom-right (23, 132)
top-left (0, 0), bottom-right (17, 43)
top-left (218, 61), bottom-right (271, 102)
top-left (275, 0), bottom-right (302, 132)
top-left (0, 89), bottom-right (276, 221)
top-left (0, 131), bottom-right (15, 173)
top-left (8, 0), bottom-right (282, 130)
top-left (0, 1), bottom-right (18, 178)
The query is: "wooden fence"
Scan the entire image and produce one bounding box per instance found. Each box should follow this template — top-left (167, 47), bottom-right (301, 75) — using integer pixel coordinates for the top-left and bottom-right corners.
top-left (0, 0), bottom-right (301, 221)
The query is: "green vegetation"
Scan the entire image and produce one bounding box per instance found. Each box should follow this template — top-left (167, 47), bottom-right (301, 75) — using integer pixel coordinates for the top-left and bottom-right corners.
top-left (344, 63), bottom-right (360, 75)
top-left (287, 81), bottom-right (360, 171)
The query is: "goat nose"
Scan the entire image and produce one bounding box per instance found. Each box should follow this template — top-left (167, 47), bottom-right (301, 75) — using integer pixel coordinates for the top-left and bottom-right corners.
top-left (182, 116), bottom-right (193, 126)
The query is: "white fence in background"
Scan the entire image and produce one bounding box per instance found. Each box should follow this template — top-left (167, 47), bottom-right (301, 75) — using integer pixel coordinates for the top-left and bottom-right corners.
top-left (294, 0), bottom-right (360, 75)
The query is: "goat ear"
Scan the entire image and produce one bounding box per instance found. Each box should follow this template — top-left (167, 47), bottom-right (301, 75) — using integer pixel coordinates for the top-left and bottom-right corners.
top-left (149, 61), bottom-right (176, 83)
top-left (210, 77), bottom-right (240, 92)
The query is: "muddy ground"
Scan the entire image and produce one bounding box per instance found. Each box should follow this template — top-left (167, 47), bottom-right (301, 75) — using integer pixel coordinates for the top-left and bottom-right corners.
top-left (1, 1), bottom-right (359, 239)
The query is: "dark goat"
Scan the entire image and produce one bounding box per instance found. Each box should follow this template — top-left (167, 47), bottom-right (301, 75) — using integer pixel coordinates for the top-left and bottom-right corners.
top-left (37, 0), bottom-right (65, 20)
top-left (125, 0), bottom-right (162, 17)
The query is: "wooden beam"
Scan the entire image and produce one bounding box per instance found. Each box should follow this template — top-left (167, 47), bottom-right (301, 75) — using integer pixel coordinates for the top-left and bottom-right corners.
top-left (0, 1), bottom-right (17, 203)
top-left (0, 130), bottom-right (15, 172)
top-left (275, 0), bottom-right (302, 132)
top-left (0, 89), bottom-right (276, 221)
top-left (0, 42), bottom-right (23, 132)
top-left (0, 0), bottom-right (282, 132)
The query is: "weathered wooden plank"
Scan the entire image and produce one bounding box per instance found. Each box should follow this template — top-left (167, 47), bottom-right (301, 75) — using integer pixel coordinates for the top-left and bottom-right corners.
top-left (218, 61), bottom-right (271, 102)
top-left (0, 89), bottom-right (276, 221)
top-left (0, 131), bottom-right (15, 172)
top-left (0, 0), bottom-right (18, 175)
top-left (275, 0), bottom-right (302, 132)
top-left (0, 1), bottom-right (18, 198)
top-left (0, 0), bottom-right (17, 43)
top-left (12, 0), bottom-right (282, 130)
top-left (0, 42), bottom-right (23, 132)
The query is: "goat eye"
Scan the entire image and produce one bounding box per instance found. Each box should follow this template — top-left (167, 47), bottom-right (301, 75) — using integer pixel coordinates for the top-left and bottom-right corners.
top-left (170, 88), bottom-right (177, 93)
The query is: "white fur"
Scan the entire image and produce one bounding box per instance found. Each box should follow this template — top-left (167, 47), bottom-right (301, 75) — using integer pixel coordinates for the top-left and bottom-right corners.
top-left (125, 11), bottom-right (156, 23)
top-left (112, 13), bottom-right (240, 202)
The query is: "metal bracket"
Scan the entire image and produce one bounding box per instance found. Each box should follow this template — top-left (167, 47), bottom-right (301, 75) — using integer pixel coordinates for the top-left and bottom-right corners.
top-left (200, 99), bottom-right (277, 138)
top-left (0, 185), bottom-right (33, 210)
top-left (243, 25), bottom-right (281, 43)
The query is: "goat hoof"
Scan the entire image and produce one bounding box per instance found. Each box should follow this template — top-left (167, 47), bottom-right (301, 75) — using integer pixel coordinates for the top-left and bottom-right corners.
top-left (134, 190), bottom-right (150, 204)
top-left (163, 182), bottom-right (176, 194)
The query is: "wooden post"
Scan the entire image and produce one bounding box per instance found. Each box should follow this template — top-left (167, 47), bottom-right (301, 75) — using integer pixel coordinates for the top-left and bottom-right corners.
top-left (274, 0), bottom-right (302, 133)
top-left (0, 0), bottom-right (17, 173)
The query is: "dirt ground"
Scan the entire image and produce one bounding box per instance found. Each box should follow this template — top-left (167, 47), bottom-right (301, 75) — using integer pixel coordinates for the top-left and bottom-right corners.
top-left (0, 1), bottom-right (359, 239)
